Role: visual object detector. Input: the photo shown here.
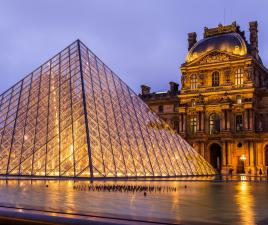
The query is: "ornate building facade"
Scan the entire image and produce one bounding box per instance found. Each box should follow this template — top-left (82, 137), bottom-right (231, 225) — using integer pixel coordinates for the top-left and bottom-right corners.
top-left (140, 21), bottom-right (268, 175)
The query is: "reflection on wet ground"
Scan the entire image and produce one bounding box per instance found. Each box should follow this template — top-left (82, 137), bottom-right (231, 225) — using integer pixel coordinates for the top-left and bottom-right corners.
top-left (0, 176), bottom-right (267, 225)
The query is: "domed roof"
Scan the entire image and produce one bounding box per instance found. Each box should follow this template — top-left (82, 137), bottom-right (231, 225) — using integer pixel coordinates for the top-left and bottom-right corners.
top-left (186, 33), bottom-right (247, 63)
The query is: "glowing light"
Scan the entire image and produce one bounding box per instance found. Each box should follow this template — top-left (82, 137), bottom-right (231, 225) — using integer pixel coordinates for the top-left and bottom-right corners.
top-left (240, 154), bottom-right (246, 161)
top-left (240, 175), bottom-right (247, 182)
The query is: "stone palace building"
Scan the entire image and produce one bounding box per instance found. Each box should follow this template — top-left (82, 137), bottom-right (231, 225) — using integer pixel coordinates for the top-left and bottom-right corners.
top-left (140, 21), bottom-right (268, 175)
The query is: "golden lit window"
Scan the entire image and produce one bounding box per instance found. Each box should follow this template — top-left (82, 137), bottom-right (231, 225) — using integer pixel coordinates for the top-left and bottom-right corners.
top-left (235, 68), bottom-right (244, 86)
top-left (190, 117), bottom-right (197, 134)
top-left (209, 113), bottom-right (220, 134)
top-left (190, 74), bottom-right (198, 90)
top-left (212, 71), bottom-right (220, 87)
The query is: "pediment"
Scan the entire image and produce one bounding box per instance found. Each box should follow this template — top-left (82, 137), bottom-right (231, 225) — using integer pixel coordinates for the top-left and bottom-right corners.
top-left (184, 50), bottom-right (247, 67)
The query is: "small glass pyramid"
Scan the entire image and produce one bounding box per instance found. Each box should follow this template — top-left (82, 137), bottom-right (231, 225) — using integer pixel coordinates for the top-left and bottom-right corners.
top-left (0, 40), bottom-right (215, 177)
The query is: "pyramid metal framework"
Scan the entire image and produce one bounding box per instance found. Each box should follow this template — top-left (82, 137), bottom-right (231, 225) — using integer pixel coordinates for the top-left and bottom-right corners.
top-left (0, 40), bottom-right (215, 178)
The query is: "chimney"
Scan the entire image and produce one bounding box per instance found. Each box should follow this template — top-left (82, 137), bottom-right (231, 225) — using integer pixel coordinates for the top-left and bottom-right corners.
top-left (169, 82), bottom-right (179, 93)
top-left (188, 32), bottom-right (197, 50)
top-left (249, 21), bottom-right (259, 59)
top-left (141, 85), bottom-right (151, 95)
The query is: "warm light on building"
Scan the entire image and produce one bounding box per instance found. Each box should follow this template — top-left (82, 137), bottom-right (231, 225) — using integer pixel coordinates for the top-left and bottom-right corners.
top-left (141, 21), bottom-right (268, 176)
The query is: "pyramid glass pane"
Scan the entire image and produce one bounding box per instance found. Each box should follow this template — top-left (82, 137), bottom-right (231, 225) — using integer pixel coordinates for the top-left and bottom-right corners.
top-left (0, 40), bottom-right (215, 178)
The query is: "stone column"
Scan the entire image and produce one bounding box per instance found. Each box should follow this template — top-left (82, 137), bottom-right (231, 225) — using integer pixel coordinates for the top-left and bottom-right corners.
top-left (253, 142), bottom-right (257, 167)
top-left (183, 113), bottom-right (186, 133)
top-left (179, 114), bottom-right (183, 133)
top-left (244, 110), bottom-right (248, 130)
top-left (226, 110), bottom-right (231, 130)
top-left (222, 142), bottom-right (227, 166)
top-left (247, 142), bottom-right (251, 167)
top-left (197, 112), bottom-right (201, 131)
top-left (221, 110), bottom-right (225, 131)
top-left (225, 141), bottom-right (229, 166)
top-left (249, 142), bottom-right (255, 168)
top-left (224, 110), bottom-right (227, 130)
top-left (227, 142), bottom-right (232, 166)
top-left (201, 112), bottom-right (205, 131)
top-left (249, 110), bottom-right (254, 130)
top-left (256, 143), bottom-right (262, 167)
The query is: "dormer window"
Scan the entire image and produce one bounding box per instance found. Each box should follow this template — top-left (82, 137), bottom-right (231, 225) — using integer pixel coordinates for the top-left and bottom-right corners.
top-left (212, 71), bottom-right (220, 87)
top-left (234, 45), bottom-right (240, 54)
top-left (235, 68), bottom-right (244, 86)
top-left (190, 74), bottom-right (198, 90)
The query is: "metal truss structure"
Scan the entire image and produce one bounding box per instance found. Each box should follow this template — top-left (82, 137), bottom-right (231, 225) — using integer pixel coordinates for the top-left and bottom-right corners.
top-left (0, 40), bottom-right (215, 178)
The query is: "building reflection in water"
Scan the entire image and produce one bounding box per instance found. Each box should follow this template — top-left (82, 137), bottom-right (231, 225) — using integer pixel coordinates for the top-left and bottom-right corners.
top-left (235, 181), bottom-right (255, 225)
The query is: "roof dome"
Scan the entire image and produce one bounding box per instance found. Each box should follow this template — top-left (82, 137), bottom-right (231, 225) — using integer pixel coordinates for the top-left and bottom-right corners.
top-left (186, 33), bottom-right (247, 62)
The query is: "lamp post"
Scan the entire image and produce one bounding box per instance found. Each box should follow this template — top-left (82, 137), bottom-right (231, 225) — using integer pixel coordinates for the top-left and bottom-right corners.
top-left (240, 154), bottom-right (246, 174)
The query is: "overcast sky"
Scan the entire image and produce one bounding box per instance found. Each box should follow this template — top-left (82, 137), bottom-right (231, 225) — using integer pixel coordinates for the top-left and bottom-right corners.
top-left (0, 0), bottom-right (268, 94)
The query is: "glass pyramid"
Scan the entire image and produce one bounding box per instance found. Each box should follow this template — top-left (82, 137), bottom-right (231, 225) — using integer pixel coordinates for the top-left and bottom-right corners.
top-left (0, 40), bottom-right (215, 178)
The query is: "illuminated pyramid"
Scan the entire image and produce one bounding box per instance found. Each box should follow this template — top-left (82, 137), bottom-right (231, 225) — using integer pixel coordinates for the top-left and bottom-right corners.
top-left (0, 40), bottom-right (215, 177)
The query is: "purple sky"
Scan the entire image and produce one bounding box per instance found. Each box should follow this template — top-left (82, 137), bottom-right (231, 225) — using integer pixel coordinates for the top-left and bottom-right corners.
top-left (0, 0), bottom-right (268, 94)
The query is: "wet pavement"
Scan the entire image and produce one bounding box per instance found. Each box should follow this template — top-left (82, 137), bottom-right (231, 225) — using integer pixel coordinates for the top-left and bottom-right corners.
top-left (0, 176), bottom-right (267, 225)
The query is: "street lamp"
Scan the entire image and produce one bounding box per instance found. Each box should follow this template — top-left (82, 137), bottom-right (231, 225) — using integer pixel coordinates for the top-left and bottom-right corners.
top-left (240, 154), bottom-right (246, 161)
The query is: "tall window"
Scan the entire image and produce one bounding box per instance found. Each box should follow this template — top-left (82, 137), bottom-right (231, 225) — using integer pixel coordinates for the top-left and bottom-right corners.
top-left (173, 103), bottom-right (179, 112)
top-left (158, 105), bottom-right (164, 113)
top-left (190, 117), bottom-right (197, 134)
top-left (190, 74), bottom-right (198, 90)
top-left (235, 68), bottom-right (244, 86)
top-left (212, 71), bottom-right (220, 87)
top-left (236, 114), bottom-right (243, 131)
top-left (173, 120), bottom-right (179, 132)
top-left (209, 113), bottom-right (220, 134)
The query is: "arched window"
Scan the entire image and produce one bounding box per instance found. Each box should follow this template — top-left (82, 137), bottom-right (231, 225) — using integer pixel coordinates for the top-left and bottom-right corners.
top-left (209, 113), bottom-right (220, 134)
top-left (190, 74), bottom-right (198, 90)
top-left (235, 68), bottom-right (244, 86)
top-left (212, 71), bottom-right (220, 87)
top-left (190, 117), bottom-right (197, 134)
